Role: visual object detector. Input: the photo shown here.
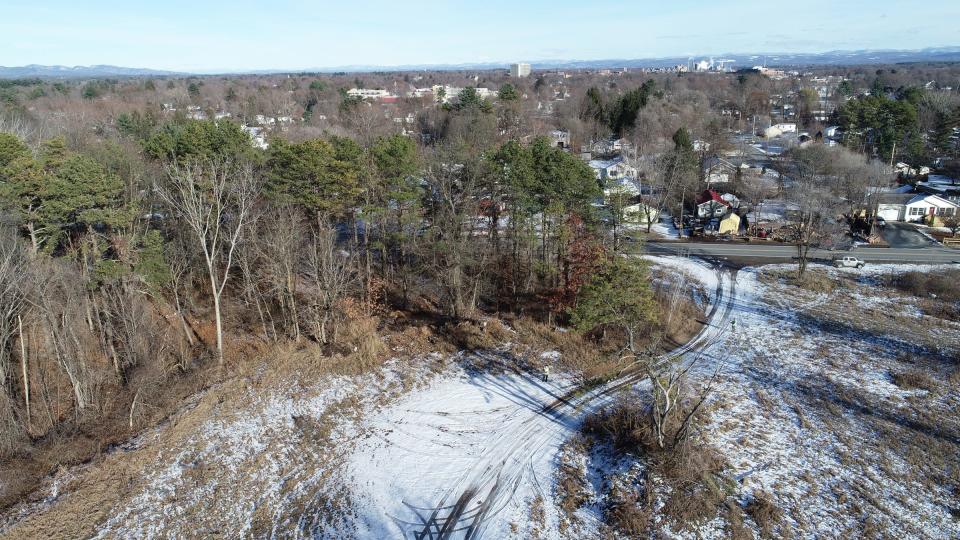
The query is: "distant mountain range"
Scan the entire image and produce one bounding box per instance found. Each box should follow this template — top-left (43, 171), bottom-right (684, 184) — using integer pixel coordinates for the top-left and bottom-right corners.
top-left (3, 47), bottom-right (959, 79)
top-left (0, 64), bottom-right (182, 79)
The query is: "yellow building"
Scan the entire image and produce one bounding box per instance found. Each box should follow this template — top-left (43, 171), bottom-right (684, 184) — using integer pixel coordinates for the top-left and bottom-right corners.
top-left (718, 213), bottom-right (741, 235)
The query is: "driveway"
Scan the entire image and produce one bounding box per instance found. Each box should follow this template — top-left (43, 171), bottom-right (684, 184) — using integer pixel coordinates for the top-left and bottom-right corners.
top-left (880, 222), bottom-right (938, 248)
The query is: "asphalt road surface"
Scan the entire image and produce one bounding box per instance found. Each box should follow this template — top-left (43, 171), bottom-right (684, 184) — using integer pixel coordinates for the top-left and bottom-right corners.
top-left (647, 241), bottom-right (960, 265)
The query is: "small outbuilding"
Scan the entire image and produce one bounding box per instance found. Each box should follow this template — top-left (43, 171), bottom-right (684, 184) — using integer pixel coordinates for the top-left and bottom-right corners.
top-left (718, 213), bottom-right (741, 235)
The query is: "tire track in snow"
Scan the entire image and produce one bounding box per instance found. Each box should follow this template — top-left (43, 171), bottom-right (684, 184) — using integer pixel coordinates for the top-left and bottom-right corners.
top-left (399, 259), bottom-right (736, 539)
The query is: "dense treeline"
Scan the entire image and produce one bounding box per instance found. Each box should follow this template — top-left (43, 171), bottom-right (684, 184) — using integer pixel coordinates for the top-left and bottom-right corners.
top-left (0, 92), bottom-right (620, 475)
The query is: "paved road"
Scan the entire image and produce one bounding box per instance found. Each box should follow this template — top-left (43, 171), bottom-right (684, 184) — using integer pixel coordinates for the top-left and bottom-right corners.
top-left (880, 222), bottom-right (939, 249)
top-left (647, 241), bottom-right (960, 264)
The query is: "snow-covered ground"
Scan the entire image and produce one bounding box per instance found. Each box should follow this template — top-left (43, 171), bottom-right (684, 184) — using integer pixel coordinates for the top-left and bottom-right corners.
top-left (700, 263), bottom-right (960, 539)
top-left (343, 257), bottom-right (731, 539)
top-left (628, 214), bottom-right (680, 239)
top-left (348, 354), bottom-right (580, 538)
top-left (2, 259), bottom-right (957, 539)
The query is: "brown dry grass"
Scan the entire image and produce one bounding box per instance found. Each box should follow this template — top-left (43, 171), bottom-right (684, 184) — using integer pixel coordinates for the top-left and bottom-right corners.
top-left (892, 270), bottom-right (960, 302)
top-left (582, 397), bottom-right (730, 535)
top-left (606, 485), bottom-right (651, 536)
top-left (759, 268), bottom-right (849, 294)
top-left (745, 490), bottom-right (783, 539)
top-left (890, 368), bottom-right (938, 391)
top-left (556, 436), bottom-right (591, 519)
top-left (0, 314), bottom-right (397, 539)
top-left (725, 499), bottom-right (755, 540)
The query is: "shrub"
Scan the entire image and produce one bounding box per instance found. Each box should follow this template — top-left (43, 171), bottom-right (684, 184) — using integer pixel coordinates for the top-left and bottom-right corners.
top-left (894, 270), bottom-right (960, 302)
top-left (791, 271), bottom-right (839, 293)
top-left (335, 316), bottom-right (387, 374)
top-left (745, 490), bottom-right (783, 538)
top-left (606, 486), bottom-right (650, 535)
top-left (583, 396), bottom-right (729, 533)
top-left (890, 369), bottom-right (937, 391)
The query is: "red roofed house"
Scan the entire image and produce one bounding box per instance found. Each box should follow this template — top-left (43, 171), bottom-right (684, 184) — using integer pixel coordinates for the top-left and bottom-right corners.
top-left (696, 190), bottom-right (731, 218)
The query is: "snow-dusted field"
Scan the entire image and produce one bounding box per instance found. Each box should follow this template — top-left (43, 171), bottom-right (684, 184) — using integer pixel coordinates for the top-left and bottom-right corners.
top-left (1, 258), bottom-right (956, 539)
top-left (348, 354), bottom-right (580, 539)
top-left (701, 263), bottom-right (960, 539)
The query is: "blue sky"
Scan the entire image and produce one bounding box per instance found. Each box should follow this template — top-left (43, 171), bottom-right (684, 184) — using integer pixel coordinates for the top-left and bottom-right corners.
top-left (1, 0), bottom-right (957, 71)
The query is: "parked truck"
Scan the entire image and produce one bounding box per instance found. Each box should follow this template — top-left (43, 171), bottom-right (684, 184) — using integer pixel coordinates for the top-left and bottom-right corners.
top-left (833, 256), bottom-right (865, 269)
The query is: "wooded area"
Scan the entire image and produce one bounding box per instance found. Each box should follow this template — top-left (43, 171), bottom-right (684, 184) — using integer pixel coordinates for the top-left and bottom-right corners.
top-left (0, 61), bottom-right (958, 508)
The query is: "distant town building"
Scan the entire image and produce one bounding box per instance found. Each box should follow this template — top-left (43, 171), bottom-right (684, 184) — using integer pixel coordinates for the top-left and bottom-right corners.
top-left (549, 129), bottom-right (570, 149)
top-left (346, 88), bottom-right (394, 100)
top-left (431, 85), bottom-right (496, 104)
top-left (510, 63), bottom-right (532, 78)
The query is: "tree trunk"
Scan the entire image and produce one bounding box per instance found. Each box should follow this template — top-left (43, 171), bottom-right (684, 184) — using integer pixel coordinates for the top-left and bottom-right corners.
top-left (18, 315), bottom-right (29, 430)
top-left (208, 264), bottom-right (225, 365)
top-left (27, 222), bottom-right (39, 254)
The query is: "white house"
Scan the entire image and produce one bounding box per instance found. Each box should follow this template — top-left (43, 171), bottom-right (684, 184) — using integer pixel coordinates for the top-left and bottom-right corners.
top-left (602, 177), bottom-right (640, 199)
top-left (242, 125), bottom-right (268, 149)
top-left (589, 157), bottom-right (637, 181)
top-left (772, 123), bottom-right (797, 133)
top-left (895, 162), bottom-right (931, 178)
top-left (823, 126), bottom-right (841, 138)
top-left (585, 138), bottom-right (632, 156)
top-left (692, 139), bottom-right (711, 152)
top-left (904, 194), bottom-right (958, 223)
top-left (876, 193), bottom-right (914, 221)
top-left (696, 190), bottom-right (732, 219)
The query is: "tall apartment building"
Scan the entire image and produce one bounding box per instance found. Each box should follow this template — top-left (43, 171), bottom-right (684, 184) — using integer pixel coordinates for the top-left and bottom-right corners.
top-left (510, 62), bottom-right (531, 78)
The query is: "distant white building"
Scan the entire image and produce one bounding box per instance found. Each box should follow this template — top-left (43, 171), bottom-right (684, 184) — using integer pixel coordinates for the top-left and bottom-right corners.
top-left (823, 126), bottom-right (841, 138)
top-left (432, 85), bottom-right (495, 104)
top-left (255, 115), bottom-right (296, 128)
top-left (510, 63), bottom-right (532, 78)
top-left (894, 162), bottom-right (931, 178)
top-left (407, 87), bottom-right (434, 98)
top-left (186, 106), bottom-right (205, 120)
top-left (347, 88), bottom-right (394, 100)
top-left (772, 123), bottom-right (797, 133)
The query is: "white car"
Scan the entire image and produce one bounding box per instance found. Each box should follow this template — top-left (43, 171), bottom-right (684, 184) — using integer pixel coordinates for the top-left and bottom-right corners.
top-left (833, 256), bottom-right (865, 269)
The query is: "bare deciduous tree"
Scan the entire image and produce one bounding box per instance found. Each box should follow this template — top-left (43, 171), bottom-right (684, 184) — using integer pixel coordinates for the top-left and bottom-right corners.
top-left (154, 159), bottom-right (260, 364)
top-left (0, 229), bottom-right (30, 448)
top-left (783, 146), bottom-right (853, 277)
top-left (304, 221), bottom-right (358, 344)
